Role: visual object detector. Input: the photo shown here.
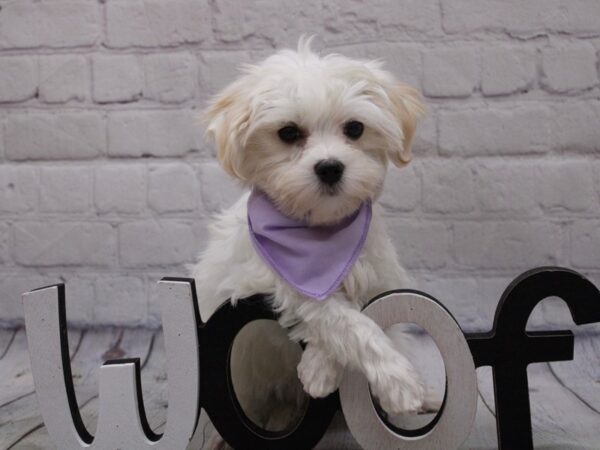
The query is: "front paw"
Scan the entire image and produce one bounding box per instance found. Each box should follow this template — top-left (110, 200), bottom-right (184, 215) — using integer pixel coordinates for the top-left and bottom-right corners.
top-left (297, 345), bottom-right (343, 398)
top-left (370, 353), bottom-right (425, 415)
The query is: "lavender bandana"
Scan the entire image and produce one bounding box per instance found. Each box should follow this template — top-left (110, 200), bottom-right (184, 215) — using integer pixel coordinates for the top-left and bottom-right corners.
top-left (247, 190), bottom-right (372, 300)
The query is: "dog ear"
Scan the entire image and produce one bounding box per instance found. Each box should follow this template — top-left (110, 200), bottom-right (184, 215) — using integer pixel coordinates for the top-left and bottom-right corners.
top-left (367, 62), bottom-right (425, 166)
top-left (202, 78), bottom-right (253, 181)
top-left (385, 82), bottom-right (425, 166)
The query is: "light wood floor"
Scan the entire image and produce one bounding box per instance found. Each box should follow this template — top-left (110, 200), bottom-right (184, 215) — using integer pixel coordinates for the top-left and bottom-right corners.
top-left (0, 327), bottom-right (599, 449)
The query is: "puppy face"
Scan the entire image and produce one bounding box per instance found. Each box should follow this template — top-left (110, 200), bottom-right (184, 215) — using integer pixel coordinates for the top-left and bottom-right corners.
top-left (204, 39), bottom-right (424, 225)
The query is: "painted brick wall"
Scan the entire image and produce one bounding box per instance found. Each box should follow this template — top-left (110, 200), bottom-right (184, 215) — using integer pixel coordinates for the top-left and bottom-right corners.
top-left (1, 0), bottom-right (599, 331)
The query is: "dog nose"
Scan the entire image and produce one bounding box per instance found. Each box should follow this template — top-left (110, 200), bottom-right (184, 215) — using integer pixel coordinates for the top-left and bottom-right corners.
top-left (314, 159), bottom-right (345, 186)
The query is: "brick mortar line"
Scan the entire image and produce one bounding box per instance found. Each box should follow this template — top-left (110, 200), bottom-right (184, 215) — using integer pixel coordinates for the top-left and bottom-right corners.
top-left (0, 154), bottom-right (597, 163)
top-left (2, 95), bottom-right (599, 112)
top-left (1, 31), bottom-right (600, 55)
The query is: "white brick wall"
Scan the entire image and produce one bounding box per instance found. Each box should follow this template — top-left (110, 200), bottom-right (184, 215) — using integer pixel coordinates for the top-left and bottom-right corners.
top-left (1, 0), bottom-right (599, 331)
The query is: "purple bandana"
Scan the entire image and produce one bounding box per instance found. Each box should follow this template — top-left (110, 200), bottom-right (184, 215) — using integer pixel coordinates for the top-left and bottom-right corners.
top-left (247, 190), bottom-right (372, 300)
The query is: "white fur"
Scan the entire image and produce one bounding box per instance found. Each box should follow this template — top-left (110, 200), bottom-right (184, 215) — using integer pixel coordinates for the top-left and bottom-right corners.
top-left (192, 37), bottom-right (428, 433)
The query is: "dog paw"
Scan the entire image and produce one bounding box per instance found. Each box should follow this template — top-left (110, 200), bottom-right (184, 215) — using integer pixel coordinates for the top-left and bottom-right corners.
top-left (297, 345), bottom-right (343, 398)
top-left (420, 390), bottom-right (443, 414)
top-left (369, 353), bottom-right (425, 415)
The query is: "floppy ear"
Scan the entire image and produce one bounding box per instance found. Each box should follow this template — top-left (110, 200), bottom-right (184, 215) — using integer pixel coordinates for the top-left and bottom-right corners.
top-left (386, 82), bottom-right (425, 166)
top-left (366, 62), bottom-right (425, 166)
top-left (202, 77), bottom-right (253, 181)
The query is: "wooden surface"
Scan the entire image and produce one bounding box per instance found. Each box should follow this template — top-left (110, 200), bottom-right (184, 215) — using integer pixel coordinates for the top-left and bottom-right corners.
top-left (0, 326), bottom-right (599, 450)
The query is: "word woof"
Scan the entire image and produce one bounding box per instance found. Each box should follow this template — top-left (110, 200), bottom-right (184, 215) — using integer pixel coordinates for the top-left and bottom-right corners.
top-left (22, 267), bottom-right (600, 450)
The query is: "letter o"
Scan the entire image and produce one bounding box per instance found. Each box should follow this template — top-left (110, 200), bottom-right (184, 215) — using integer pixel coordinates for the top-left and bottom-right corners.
top-left (339, 291), bottom-right (478, 450)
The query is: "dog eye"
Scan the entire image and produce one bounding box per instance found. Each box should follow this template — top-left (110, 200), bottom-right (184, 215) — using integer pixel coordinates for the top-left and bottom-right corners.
top-left (278, 125), bottom-right (302, 144)
top-left (343, 120), bottom-right (364, 140)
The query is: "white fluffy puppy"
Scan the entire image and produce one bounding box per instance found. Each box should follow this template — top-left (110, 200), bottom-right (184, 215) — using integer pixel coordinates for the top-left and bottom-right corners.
top-left (192, 38), bottom-right (427, 430)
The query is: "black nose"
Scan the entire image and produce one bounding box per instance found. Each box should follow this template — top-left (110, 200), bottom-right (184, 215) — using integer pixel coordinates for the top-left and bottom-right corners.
top-left (314, 159), bottom-right (345, 186)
